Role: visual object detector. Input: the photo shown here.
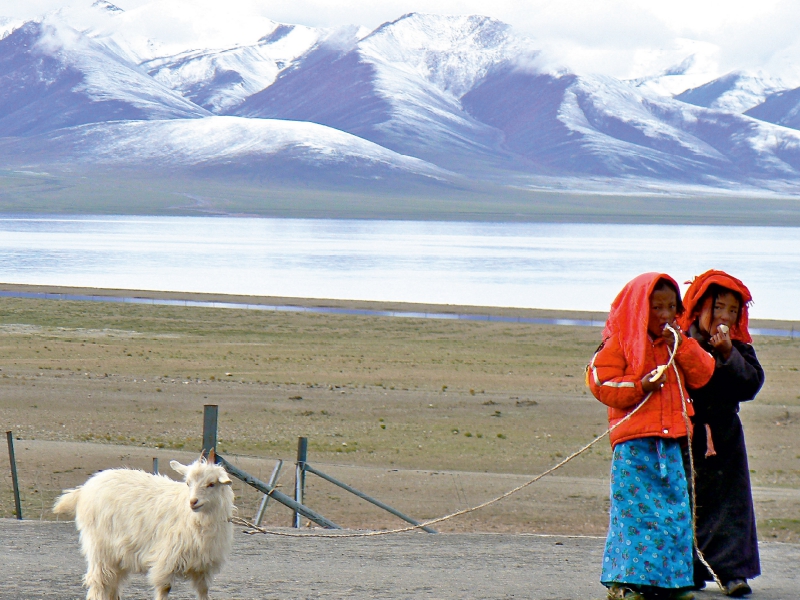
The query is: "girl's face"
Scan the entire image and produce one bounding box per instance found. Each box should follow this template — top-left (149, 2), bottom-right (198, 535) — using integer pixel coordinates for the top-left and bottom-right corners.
top-left (710, 291), bottom-right (740, 334)
top-left (648, 288), bottom-right (678, 338)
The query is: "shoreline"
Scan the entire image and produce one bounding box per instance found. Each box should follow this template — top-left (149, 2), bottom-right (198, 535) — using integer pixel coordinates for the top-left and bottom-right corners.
top-left (1, 282), bottom-right (797, 333)
top-left (3, 183), bottom-right (800, 227)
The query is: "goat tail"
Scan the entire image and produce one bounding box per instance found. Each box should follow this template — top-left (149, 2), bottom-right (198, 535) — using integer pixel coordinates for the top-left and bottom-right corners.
top-left (53, 488), bottom-right (80, 518)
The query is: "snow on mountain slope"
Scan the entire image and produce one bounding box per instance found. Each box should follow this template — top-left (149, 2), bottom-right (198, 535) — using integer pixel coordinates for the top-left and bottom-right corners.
top-left (675, 71), bottom-right (789, 114)
top-left (231, 11), bottom-right (800, 184)
top-left (627, 40), bottom-right (720, 98)
top-left (69, 0), bottom-right (293, 64)
top-left (2, 116), bottom-right (453, 181)
top-left (358, 13), bottom-right (527, 99)
top-left (234, 14), bottom-right (530, 171)
top-left (355, 13), bottom-right (534, 164)
top-left (142, 23), bottom-right (321, 113)
top-left (745, 86), bottom-right (800, 130)
top-left (92, 1), bottom-right (123, 14)
top-left (232, 25), bottom-right (382, 128)
top-left (4, 6), bottom-right (800, 192)
top-left (234, 11), bottom-right (800, 184)
top-left (464, 68), bottom-right (717, 179)
top-left (462, 64), bottom-right (800, 181)
top-left (1, 16), bottom-right (24, 38)
top-left (0, 17), bottom-right (207, 136)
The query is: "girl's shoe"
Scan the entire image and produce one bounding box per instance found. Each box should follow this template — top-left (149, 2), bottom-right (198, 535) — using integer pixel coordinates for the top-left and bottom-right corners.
top-left (723, 579), bottom-right (752, 597)
top-left (607, 584), bottom-right (646, 600)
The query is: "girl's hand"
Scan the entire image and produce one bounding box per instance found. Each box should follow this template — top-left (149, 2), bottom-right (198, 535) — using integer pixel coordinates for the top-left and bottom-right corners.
top-left (709, 325), bottom-right (733, 360)
top-left (662, 322), bottom-right (682, 349)
top-left (642, 368), bottom-right (667, 393)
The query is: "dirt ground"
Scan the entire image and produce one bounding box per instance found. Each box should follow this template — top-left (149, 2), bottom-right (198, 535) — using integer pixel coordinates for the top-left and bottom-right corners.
top-left (1, 286), bottom-right (800, 544)
top-left (3, 519), bottom-right (800, 600)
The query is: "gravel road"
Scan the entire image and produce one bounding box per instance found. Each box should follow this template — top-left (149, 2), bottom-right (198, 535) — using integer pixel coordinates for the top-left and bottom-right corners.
top-left (2, 519), bottom-right (799, 599)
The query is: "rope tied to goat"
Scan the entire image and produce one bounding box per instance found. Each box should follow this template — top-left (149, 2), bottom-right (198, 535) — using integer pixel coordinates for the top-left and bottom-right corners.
top-left (233, 325), bottom-right (723, 590)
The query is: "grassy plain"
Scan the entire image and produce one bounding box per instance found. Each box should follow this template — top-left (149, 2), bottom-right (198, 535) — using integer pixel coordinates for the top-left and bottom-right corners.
top-left (3, 169), bottom-right (800, 225)
top-left (1, 290), bottom-right (799, 540)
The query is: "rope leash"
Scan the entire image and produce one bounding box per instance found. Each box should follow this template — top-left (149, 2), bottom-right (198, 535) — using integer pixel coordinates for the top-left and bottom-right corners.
top-left (667, 325), bottom-right (724, 593)
top-left (232, 419), bottom-right (628, 538)
top-left (232, 335), bottom-right (682, 539)
top-left (230, 420), bottom-right (627, 538)
top-left (235, 323), bottom-right (725, 595)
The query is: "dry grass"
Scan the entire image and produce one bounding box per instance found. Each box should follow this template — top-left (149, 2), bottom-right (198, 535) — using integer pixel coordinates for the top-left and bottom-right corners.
top-left (1, 295), bottom-right (799, 539)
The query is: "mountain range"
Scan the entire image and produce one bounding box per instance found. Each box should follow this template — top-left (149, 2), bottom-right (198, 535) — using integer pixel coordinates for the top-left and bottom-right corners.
top-left (3, 1), bottom-right (800, 202)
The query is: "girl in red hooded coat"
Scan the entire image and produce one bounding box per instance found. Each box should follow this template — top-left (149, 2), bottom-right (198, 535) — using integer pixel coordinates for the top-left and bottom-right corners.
top-left (679, 270), bottom-right (764, 597)
top-left (588, 273), bottom-right (715, 600)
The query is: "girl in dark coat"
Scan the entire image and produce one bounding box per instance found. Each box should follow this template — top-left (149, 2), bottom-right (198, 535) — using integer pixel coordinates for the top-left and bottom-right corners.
top-left (680, 270), bottom-right (764, 597)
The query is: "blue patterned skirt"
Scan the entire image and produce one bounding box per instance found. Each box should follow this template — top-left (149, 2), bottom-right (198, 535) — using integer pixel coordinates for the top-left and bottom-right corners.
top-left (601, 437), bottom-right (694, 589)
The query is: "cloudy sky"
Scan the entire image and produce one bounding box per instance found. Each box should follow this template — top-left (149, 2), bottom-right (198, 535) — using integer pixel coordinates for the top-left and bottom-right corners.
top-left (3, 0), bottom-right (799, 79)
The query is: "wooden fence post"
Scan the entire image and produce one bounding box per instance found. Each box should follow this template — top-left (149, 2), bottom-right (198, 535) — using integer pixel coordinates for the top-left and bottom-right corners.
top-left (6, 431), bottom-right (22, 520)
top-left (202, 405), bottom-right (218, 458)
top-left (293, 437), bottom-right (307, 528)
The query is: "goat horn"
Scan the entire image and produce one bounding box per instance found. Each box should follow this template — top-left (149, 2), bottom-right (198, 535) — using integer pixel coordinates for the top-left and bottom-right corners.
top-left (208, 448), bottom-right (217, 463)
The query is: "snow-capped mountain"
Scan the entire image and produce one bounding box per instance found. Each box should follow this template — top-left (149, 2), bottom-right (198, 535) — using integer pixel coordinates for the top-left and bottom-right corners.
top-left (1, 16), bottom-right (24, 38)
top-left (675, 71), bottom-right (790, 114)
top-left (0, 17), bottom-right (207, 136)
top-left (233, 13), bottom-right (800, 183)
top-left (463, 66), bottom-right (800, 180)
top-left (0, 116), bottom-right (454, 185)
top-left (745, 86), bottom-right (800, 131)
top-left (92, 1), bottom-right (122, 14)
top-left (672, 65), bottom-right (800, 132)
top-left (65, 0), bottom-right (298, 64)
top-left (2, 3), bottom-right (800, 197)
top-left (233, 14), bottom-right (530, 172)
top-left (628, 41), bottom-right (720, 99)
top-left (143, 23), bottom-right (321, 112)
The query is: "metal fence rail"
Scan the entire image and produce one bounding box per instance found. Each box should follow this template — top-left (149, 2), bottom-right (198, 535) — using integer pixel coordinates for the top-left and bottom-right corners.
top-left (216, 455), bottom-right (340, 530)
top-left (201, 404), bottom-right (340, 529)
top-left (201, 405), bottom-right (436, 532)
top-left (303, 461), bottom-right (437, 533)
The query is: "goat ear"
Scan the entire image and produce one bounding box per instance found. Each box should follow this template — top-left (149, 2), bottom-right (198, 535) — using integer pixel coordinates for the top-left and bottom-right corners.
top-left (218, 471), bottom-right (232, 485)
top-left (170, 460), bottom-right (188, 476)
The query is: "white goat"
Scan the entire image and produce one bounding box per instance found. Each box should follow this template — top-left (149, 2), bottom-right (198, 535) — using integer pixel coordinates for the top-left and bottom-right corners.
top-left (53, 452), bottom-right (234, 600)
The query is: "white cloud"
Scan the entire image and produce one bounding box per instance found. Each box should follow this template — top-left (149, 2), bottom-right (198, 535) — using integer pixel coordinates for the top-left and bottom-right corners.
top-left (2, 0), bottom-right (800, 82)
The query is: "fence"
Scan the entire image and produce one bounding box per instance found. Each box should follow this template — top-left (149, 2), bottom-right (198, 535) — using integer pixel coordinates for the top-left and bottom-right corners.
top-left (5, 431), bottom-right (22, 520)
top-left (201, 405), bottom-right (436, 532)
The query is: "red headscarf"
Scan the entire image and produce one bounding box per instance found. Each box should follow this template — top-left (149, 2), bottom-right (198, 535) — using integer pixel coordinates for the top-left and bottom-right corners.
top-left (602, 272), bottom-right (682, 379)
top-left (679, 269), bottom-right (753, 343)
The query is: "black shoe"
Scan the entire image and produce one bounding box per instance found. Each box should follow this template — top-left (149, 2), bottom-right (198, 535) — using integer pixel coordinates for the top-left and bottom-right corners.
top-left (723, 579), bottom-right (752, 597)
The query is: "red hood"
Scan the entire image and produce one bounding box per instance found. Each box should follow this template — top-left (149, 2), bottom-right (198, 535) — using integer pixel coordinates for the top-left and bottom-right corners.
top-left (679, 269), bottom-right (753, 343)
top-left (602, 272), bottom-right (681, 379)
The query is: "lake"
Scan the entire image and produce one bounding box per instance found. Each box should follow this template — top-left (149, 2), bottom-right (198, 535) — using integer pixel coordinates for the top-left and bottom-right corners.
top-left (0, 216), bottom-right (797, 320)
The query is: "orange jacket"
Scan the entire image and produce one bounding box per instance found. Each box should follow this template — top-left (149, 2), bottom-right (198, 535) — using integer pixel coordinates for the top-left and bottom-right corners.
top-left (588, 332), bottom-right (714, 447)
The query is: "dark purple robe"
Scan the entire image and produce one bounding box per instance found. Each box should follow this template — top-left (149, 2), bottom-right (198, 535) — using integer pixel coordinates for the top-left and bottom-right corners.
top-left (688, 328), bottom-right (764, 584)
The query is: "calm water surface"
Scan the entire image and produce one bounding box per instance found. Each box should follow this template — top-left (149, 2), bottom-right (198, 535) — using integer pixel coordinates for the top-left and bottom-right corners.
top-left (0, 216), bottom-right (797, 320)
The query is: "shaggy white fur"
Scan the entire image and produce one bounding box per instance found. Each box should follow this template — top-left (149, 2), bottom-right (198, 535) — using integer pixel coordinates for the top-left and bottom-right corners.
top-left (53, 454), bottom-right (234, 600)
